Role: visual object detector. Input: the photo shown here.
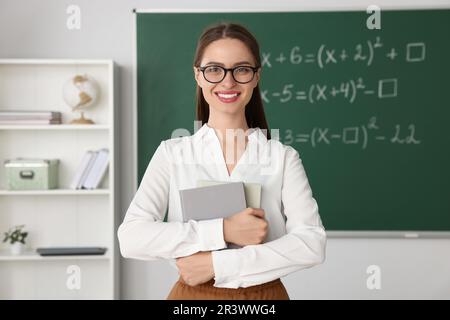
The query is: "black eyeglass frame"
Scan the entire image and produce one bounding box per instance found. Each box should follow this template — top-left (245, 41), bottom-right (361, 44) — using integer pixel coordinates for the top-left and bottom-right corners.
top-left (197, 65), bottom-right (260, 84)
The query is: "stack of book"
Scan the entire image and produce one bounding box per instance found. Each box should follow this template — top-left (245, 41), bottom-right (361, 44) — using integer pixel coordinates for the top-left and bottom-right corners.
top-left (179, 181), bottom-right (262, 249)
top-left (0, 110), bottom-right (62, 125)
top-left (70, 148), bottom-right (109, 190)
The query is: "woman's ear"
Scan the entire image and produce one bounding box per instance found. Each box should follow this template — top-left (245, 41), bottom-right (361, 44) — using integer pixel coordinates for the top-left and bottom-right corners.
top-left (254, 69), bottom-right (261, 87)
top-left (193, 66), bottom-right (202, 87)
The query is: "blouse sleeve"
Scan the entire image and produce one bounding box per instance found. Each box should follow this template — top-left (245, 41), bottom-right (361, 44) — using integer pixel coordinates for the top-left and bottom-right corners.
top-left (117, 141), bottom-right (227, 261)
top-left (211, 146), bottom-right (326, 288)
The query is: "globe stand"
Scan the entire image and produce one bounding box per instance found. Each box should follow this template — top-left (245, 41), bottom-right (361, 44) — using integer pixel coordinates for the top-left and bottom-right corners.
top-left (70, 111), bottom-right (95, 125)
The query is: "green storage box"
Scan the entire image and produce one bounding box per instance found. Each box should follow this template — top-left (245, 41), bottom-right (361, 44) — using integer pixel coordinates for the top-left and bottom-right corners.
top-left (4, 158), bottom-right (59, 190)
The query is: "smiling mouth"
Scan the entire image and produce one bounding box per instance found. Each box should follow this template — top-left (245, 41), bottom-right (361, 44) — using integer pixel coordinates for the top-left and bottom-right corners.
top-left (215, 92), bottom-right (241, 98)
top-left (214, 92), bottom-right (241, 103)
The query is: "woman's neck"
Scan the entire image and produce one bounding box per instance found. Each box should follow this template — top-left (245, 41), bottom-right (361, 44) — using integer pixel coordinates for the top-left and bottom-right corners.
top-left (207, 111), bottom-right (249, 139)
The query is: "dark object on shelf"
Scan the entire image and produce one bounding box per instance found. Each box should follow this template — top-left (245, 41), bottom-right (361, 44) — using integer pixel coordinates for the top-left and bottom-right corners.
top-left (36, 247), bottom-right (107, 256)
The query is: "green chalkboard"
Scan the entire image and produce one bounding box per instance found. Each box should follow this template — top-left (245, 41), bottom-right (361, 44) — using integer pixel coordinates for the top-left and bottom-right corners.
top-left (136, 9), bottom-right (450, 231)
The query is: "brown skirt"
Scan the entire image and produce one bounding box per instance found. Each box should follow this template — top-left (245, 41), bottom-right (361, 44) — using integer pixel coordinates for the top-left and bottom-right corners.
top-left (167, 277), bottom-right (290, 300)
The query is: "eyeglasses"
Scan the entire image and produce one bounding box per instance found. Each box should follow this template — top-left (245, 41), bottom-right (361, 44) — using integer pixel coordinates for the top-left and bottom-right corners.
top-left (197, 65), bottom-right (260, 84)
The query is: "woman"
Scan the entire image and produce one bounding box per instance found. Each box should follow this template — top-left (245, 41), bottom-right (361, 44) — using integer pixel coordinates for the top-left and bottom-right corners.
top-left (118, 22), bottom-right (326, 300)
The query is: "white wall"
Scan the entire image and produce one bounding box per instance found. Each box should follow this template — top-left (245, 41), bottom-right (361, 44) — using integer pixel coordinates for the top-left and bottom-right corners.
top-left (1, 0), bottom-right (450, 299)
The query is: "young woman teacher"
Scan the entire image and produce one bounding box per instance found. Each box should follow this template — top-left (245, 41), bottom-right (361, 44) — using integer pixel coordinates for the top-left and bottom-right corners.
top-left (118, 22), bottom-right (326, 300)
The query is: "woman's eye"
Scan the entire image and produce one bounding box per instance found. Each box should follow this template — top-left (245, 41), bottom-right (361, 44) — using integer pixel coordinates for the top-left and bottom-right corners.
top-left (206, 67), bottom-right (221, 73)
top-left (236, 67), bottom-right (251, 74)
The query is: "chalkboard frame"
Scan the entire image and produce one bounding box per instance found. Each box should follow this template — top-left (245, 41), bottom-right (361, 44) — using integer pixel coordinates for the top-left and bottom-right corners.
top-left (132, 8), bottom-right (450, 238)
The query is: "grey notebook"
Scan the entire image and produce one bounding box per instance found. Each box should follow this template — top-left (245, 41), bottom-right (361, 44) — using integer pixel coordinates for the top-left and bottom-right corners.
top-left (179, 181), bottom-right (246, 222)
top-left (197, 180), bottom-right (261, 208)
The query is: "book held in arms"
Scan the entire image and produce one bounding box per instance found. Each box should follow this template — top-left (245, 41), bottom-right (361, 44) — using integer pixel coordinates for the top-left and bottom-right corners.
top-left (0, 110), bottom-right (62, 125)
top-left (70, 148), bottom-right (109, 190)
top-left (197, 180), bottom-right (261, 208)
top-left (179, 181), bottom-right (262, 248)
top-left (179, 181), bottom-right (247, 222)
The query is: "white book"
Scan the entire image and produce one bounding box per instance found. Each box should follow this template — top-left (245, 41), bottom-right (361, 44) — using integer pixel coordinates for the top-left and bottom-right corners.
top-left (78, 151), bottom-right (98, 189)
top-left (0, 119), bottom-right (61, 125)
top-left (82, 149), bottom-right (109, 189)
top-left (0, 115), bottom-right (61, 120)
top-left (0, 110), bottom-right (61, 117)
top-left (70, 151), bottom-right (95, 190)
top-left (90, 149), bottom-right (109, 189)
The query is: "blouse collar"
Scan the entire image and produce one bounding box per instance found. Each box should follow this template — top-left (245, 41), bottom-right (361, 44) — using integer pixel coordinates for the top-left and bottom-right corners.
top-left (193, 123), bottom-right (268, 145)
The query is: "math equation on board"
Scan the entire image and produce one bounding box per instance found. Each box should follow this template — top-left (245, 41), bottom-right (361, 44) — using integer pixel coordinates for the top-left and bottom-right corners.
top-left (280, 116), bottom-right (421, 150)
top-left (261, 37), bottom-right (425, 105)
top-left (261, 77), bottom-right (397, 105)
top-left (261, 37), bottom-right (425, 70)
top-left (263, 37), bottom-right (426, 148)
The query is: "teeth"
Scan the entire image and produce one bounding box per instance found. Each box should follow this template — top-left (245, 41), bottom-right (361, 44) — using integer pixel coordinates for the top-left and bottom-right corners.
top-left (217, 93), bottom-right (238, 99)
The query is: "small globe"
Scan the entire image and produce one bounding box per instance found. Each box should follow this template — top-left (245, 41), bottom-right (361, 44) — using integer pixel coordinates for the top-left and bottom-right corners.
top-left (62, 74), bottom-right (99, 124)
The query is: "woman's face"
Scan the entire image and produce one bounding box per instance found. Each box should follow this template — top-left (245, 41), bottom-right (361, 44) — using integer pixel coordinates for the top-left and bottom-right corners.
top-left (194, 38), bottom-right (260, 117)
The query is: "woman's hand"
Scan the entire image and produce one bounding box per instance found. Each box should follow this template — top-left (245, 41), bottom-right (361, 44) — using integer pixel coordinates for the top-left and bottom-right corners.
top-left (175, 208), bottom-right (268, 286)
top-left (176, 251), bottom-right (214, 286)
top-left (223, 208), bottom-right (268, 246)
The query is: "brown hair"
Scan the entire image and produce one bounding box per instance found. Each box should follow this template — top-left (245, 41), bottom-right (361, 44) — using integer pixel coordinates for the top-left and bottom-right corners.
top-left (193, 22), bottom-right (271, 139)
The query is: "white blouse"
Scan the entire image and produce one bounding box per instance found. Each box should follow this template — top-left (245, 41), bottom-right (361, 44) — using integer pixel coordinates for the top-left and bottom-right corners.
top-left (118, 123), bottom-right (326, 289)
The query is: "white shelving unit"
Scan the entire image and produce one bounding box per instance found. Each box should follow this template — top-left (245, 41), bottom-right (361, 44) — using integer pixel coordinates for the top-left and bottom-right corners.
top-left (0, 124), bottom-right (110, 130)
top-left (0, 190), bottom-right (110, 196)
top-left (0, 250), bottom-right (111, 261)
top-left (0, 59), bottom-right (118, 299)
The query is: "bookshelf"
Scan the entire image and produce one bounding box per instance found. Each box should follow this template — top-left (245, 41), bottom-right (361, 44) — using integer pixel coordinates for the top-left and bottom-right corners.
top-left (0, 124), bottom-right (110, 130)
top-left (0, 59), bottom-right (118, 299)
